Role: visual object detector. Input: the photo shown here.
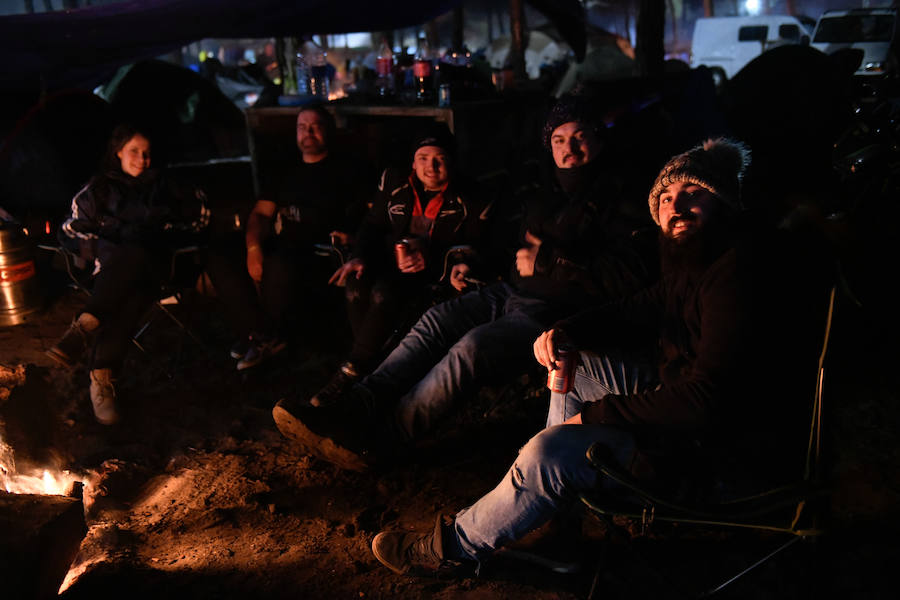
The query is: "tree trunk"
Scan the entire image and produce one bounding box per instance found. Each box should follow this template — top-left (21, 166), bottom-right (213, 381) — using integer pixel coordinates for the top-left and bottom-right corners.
top-left (784, 0), bottom-right (796, 15)
top-left (276, 37), bottom-right (293, 94)
top-left (509, 0), bottom-right (527, 80)
top-left (668, 0), bottom-right (678, 49)
top-left (425, 19), bottom-right (440, 51)
top-left (453, 5), bottom-right (464, 50)
top-left (487, 4), bottom-right (495, 43)
top-left (703, 0), bottom-right (714, 17)
top-left (636, 0), bottom-right (666, 78)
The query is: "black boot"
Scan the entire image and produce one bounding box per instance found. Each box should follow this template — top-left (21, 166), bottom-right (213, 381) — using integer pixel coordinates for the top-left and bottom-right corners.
top-left (46, 312), bottom-right (99, 368)
top-left (272, 383), bottom-right (381, 472)
top-left (371, 514), bottom-right (472, 576)
top-left (309, 361), bottom-right (360, 407)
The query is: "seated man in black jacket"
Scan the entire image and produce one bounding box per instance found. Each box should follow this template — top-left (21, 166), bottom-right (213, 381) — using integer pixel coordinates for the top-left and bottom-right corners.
top-left (205, 104), bottom-right (371, 370)
top-left (367, 138), bottom-right (833, 577)
top-left (272, 92), bottom-right (656, 471)
top-left (307, 123), bottom-right (495, 406)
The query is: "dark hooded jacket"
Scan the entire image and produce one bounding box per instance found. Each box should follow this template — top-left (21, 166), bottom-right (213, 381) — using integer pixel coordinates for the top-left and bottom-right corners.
top-left (556, 222), bottom-right (833, 487)
top-left (509, 157), bottom-right (658, 325)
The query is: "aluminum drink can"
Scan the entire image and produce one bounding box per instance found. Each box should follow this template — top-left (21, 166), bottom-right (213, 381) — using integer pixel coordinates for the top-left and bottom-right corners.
top-left (394, 240), bottom-right (410, 268)
top-left (546, 347), bottom-right (576, 394)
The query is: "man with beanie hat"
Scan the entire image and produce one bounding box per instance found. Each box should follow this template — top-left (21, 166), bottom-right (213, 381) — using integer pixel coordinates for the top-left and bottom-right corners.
top-left (272, 91), bottom-right (656, 470)
top-left (367, 138), bottom-right (833, 578)
top-left (299, 122), bottom-right (494, 408)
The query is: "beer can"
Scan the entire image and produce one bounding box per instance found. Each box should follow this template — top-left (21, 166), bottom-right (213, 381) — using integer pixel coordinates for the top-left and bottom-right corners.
top-left (394, 240), bottom-right (410, 268)
top-left (546, 347), bottom-right (576, 394)
top-left (438, 84), bottom-right (451, 107)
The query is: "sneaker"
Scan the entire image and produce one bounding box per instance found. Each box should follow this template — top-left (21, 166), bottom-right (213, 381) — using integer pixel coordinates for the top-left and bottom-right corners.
top-left (236, 335), bottom-right (286, 370)
top-left (309, 362), bottom-right (360, 407)
top-left (89, 368), bottom-right (119, 425)
top-left (46, 312), bottom-right (100, 369)
top-left (372, 515), bottom-right (469, 576)
top-left (229, 337), bottom-right (252, 360)
top-left (272, 384), bottom-right (376, 472)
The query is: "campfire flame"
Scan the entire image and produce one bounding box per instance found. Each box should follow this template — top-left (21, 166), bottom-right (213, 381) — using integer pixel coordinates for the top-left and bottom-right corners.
top-left (1, 436), bottom-right (82, 496)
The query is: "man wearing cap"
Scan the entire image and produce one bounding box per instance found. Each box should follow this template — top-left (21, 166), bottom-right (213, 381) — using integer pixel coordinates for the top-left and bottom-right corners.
top-left (367, 137), bottom-right (832, 577)
top-left (272, 92), bottom-right (656, 470)
top-left (304, 123), bottom-right (494, 406)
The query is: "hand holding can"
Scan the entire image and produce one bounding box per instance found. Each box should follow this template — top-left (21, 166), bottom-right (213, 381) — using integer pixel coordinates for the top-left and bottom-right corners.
top-left (395, 238), bottom-right (426, 273)
top-left (546, 345), bottom-right (576, 394)
top-left (394, 239), bottom-right (410, 267)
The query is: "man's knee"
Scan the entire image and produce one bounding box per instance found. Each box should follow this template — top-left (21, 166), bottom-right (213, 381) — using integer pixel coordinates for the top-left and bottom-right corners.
top-left (447, 329), bottom-right (480, 363)
top-left (516, 427), bottom-right (574, 472)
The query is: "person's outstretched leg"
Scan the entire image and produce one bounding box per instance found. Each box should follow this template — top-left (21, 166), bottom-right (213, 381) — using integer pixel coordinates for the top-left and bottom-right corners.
top-left (362, 282), bottom-right (512, 403)
top-left (391, 307), bottom-right (543, 441)
top-left (451, 423), bottom-right (637, 562)
top-left (370, 423), bottom-right (638, 574)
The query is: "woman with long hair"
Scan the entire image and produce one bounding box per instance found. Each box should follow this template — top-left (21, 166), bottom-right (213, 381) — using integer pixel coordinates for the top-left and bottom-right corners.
top-left (47, 123), bottom-right (206, 424)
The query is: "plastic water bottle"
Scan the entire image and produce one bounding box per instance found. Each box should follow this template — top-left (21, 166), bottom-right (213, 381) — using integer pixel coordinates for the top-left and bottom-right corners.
top-left (308, 48), bottom-right (330, 98)
top-left (375, 38), bottom-right (394, 98)
top-left (295, 53), bottom-right (309, 95)
top-left (413, 37), bottom-right (434, 104)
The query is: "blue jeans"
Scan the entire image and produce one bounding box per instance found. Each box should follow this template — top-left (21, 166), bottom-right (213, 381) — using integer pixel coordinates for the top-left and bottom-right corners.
top-left (362, 282), bottom-right (546, 442)
top-left (452, 350), bottom-right (657, 563)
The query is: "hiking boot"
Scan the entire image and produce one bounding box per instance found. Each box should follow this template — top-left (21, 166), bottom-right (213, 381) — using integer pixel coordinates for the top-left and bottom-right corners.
top-left (309, 361), bottom-right (360, 407)
top-left (46, 312), bottom-right (100, 369)
top-left (229, 337), bottom-right (252, 360)
top-left (372, 515), bottom-right (470, 576)
top-left (89, 368), bottom-right (119, 425)
top-left (272, 383), bottom-right (377, 472)
top-left (236, 334), bottom-right (286, 370)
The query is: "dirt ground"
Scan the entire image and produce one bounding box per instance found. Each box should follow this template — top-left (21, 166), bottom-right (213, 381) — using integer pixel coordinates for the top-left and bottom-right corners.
top-left (1, 262), bottom-right (899, 600)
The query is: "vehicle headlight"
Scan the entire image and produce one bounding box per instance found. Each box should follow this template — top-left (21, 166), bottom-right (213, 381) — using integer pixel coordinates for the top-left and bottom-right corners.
top-left (863, 61), bottom-right (885, 72)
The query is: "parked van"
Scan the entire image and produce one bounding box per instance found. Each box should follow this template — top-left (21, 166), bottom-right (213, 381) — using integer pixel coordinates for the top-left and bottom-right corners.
top-left (810, 8), bottom-right (898, 76)
top-left (690, 15), bottom-right (813, 83)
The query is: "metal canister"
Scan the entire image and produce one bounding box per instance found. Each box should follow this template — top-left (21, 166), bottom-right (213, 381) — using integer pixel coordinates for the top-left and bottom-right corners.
top-left (438, 84), bottom-right (451, 107)
top-left (546, 347), bottom-right (576, 394)
top-left (394, 239), bottom-right (410, 268)
top-left (0, 220), bottom-right (42, 325)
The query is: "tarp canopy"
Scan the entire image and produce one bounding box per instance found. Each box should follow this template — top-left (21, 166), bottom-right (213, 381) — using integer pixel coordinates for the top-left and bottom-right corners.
top-left (0, 0), bottom-right (460, 94)
top-left (0, 0), bottom-right (586, 96)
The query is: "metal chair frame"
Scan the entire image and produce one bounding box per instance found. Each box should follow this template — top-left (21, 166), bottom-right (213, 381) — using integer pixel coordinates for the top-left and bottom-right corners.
top-left (578, 285), bottom-right (837, 599)
top-left (38, 243), bottom-right (207, 359)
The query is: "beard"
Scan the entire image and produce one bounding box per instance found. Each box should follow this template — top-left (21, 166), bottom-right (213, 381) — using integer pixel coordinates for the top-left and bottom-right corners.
top-left (659, 219), bottom-right (733, 275)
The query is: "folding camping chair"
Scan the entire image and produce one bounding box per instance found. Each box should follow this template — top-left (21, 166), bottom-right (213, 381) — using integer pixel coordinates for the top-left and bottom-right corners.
top-left (38, 241), bottom-right (208, 361)
top-left (578, 285), bottom-right (837, 599)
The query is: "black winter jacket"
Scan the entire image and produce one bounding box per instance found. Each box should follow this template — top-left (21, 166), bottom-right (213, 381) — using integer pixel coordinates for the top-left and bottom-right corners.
top-left (62, 169), bottom-right (205, 267)
top-left (353, 168), bottom-right (493, 281)
top-left (557, 226), bottom-right (833, 485)
top-left (509, 159), bottom-right (657, 324)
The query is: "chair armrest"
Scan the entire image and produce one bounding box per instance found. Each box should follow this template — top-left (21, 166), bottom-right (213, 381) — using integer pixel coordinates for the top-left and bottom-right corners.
top-left (584, 442), bottom-right (820, 523)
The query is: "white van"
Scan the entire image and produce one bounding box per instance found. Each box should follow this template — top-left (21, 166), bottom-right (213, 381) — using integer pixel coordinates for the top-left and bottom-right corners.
top-left (690, 15), bottom-right (813, 83)
top-left (810, 8), bottom-right (898, 76)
